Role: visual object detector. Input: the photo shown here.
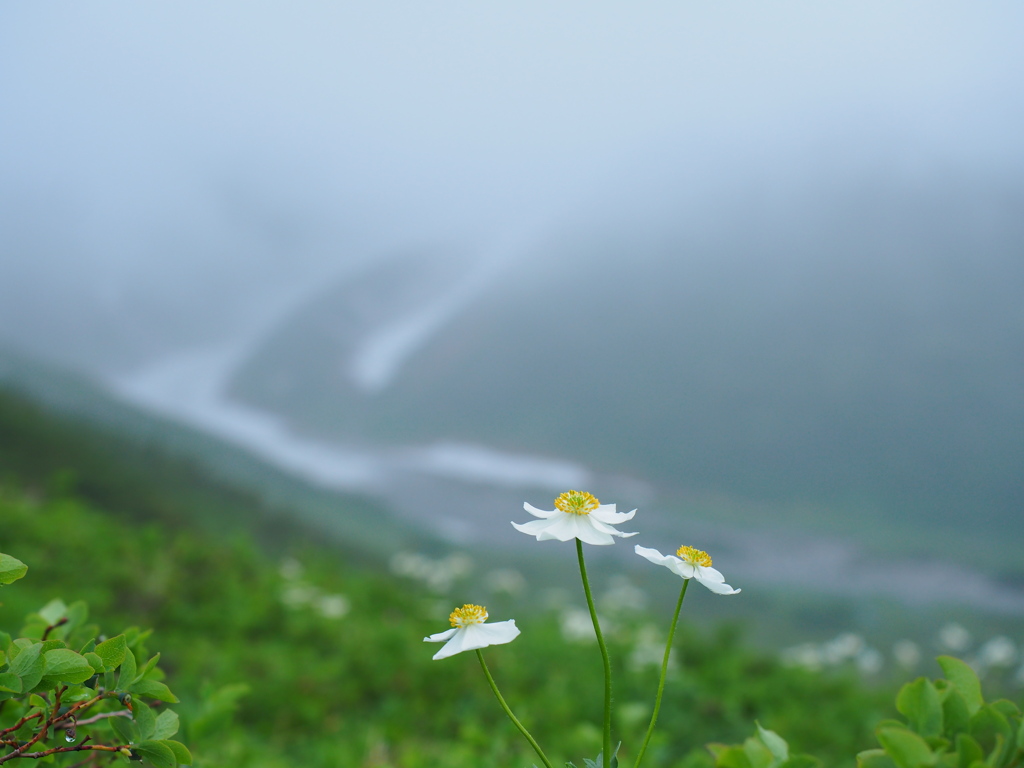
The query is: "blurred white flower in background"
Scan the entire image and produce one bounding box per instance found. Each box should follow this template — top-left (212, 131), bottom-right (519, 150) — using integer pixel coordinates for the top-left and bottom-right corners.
top-left (893, 640), bottom-right (921, 669)
top-left (279, 557), bottom-right (304, 580)
top-left (602, 575), bottom-right (648, 614)
top-left (390, 551), bottom-right (472, 592)
top-left (821, 633), bottom-right (864, 665)
top-left (281, 583), bottom-right (317, 608)
top-left (780, 643), bottom-right (823, 671)
top-left (484, 568), bottom-right (526, 596)
top-left (278, 557), bottom-right (349, 619)
top-left (975, 636), bottom-right (1017, 670)
top-left (629, 624), bottom-right (675, 672)
top-left (938, 623), bottom-right (972, 652)
top-left (781, 633), bottom-right (882, 675)
top-left (560, 607), bottom-right (606, 643)
top-left (856, 648), bottom-right (884, 676)
top-left (316, 594), bottom-right (351, 620)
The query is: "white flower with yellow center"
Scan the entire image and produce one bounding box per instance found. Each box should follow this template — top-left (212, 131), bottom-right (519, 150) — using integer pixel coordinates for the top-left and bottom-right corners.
top-left (634, 544), bottom-right (741, 595)
top-left (512, 490), bottom-right (638, 546)
top-left (423, 604), bottom-right (521, 660)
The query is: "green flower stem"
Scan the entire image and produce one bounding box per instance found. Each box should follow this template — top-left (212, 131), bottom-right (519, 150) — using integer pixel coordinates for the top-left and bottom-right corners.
top-left (632, 578), bottom-right (690, 768)
top-left (476, 650), bottom-right (554, 768)
top-left (576, 538), bottom-right (613, 765)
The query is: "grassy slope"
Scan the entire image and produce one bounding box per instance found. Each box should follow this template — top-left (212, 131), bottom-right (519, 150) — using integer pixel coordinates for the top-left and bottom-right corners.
top-left (0, 351), bottom-right (423, 557)
top-left (0, 384), bottom-right (898, 767)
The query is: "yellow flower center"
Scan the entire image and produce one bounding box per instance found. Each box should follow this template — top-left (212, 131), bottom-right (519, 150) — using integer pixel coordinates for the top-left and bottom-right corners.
top-left (676, 545), bottom-right (712, 567)
top-left (449, 604), bottom-right (488, 627)
top-left (554, 490), bottom-right (600, 515)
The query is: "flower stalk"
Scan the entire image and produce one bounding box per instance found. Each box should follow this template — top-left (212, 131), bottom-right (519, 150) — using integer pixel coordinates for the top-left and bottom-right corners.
top-left (633, 579), bottom-right (689, 768)
top-left (576, 539), bottom-right (613, 766)
top-left (476, 650), bottom-right (554, 768)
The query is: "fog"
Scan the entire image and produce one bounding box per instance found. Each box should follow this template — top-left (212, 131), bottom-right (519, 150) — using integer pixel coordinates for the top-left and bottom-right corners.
top-left (1, 3), bottom-right (1023, 593)
top-left (3, 2), bottom-right (1024, 365)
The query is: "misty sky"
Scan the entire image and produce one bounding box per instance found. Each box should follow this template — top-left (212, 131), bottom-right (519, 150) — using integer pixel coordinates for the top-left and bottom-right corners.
top-left (2, 2), bottom-right (1024, 370)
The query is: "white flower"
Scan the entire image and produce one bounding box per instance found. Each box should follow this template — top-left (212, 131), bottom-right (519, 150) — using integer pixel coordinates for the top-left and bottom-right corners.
top-left (423, 604), bottom-right (521, 660)
top-left (634, 544), bottom-right (741, 595)
top-left (512, 490), bottom-right (638, 546)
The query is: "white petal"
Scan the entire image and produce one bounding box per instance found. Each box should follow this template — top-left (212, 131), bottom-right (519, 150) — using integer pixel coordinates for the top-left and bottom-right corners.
top-left (424, 628), bottom-right (458, 643)
top-left (695, 568), bottom-right (741, 595)
top-left (696, 565), bottom-right (726, 583)
top-left (589, 517), bottom-right (639, 539)
top-left (535, 513), bottom-right (584, 542)
top-left (470, 620), bottom-right (521, 648)
top-left (523, 502), bottom-right (557, 519)
top-left (673, 561), bottom-right (698, 580)
top-left (696, 576), bottom-right (741, 595)
top-left (634, 545), bottom-right (679, 570)
top-left (591, 505), bottom-right (636, 525)
top-left (430, 621), bottom-right (521, 660)
top-left (431, 628), bottom-right (471, 660)
top-left (512, 518), bottom-right (556, 537)
top-left (572, 518), bottom-right (616, 546)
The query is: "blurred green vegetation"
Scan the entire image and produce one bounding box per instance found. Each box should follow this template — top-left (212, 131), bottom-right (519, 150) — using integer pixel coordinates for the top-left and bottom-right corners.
top-left (1, 487), bottom-right (894, 767)
top-left (0, 385), bottom-right (904, 766)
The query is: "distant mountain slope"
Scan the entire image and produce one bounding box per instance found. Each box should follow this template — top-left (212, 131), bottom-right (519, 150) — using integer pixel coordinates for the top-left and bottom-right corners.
top-left (226, 174), bottom-right (1024, 540)
top-left (0, 346), bottom-right (423, 555)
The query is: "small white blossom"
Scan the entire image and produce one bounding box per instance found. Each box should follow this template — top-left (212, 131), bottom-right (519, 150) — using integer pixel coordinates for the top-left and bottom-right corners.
top-left (316, 594), bottom-right (350, 620)
top-left (893, 640), bottom-right (921, 668)
top-left (424, 604), bottom-right (520, 660)
top-left (512, 490), bottom-right (638, 546)
top-left (977, 636), bottom-right (1017, 669)
top-left (938, 623), bottom-right (971, 652)
top-left (634, 544), bottom-right (740, 595)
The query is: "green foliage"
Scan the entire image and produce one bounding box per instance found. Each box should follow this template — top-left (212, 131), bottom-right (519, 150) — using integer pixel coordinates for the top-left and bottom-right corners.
top-left (0, 555), bottom-right (27, 588)
top-left (716, 655), bottom-right (1024, 768)
top-left (857, 657), bottom-right (1023, 768)
top-left (0, 555), bottom-right (189, 766)
top-left (708, 723), bottom-right (820, 768)
top-left (0, 481), bottom-right (896, 767)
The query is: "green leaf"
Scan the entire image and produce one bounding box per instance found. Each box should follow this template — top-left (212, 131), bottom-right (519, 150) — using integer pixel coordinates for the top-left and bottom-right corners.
top-left (10, 642), bottom-right (44, 691)
top-left (134, 739), bottom-right (177, 768)
top-left (898, 678), bottom-right (944, 738)
top-left (938, 658), bottom-right (983, 716)
top-left (41, 649), bottom-right (95, 685)
top-left (133, 700), bottom-right (156, 741)
top-left (757, 722), bottom-right (791, 763)
top-left (968, 705), bottom-right (1011, 765)
top-left (110, 714), bottom-right (140, 746)
top-left (0, 553), bottom-right (28, 585)
top-left (877, 726), bottom-right (936, 768)
top-left (778, 757), bottom-right (820, 768)
top-left (744, 736), bottom-right (776, 768)
top-left (989, 700), bottom-right (1019, 720)
top-left (717, 745), bottom-right (756, 768)
top-left (161, 740), bottom-right (192, 766)
top-left (942, 690), bottom-right (971, 737)
top-left (152, 710), bottom-right (180, 740)
top-left (0, 672), bottom-right (22, 693)
top-left (95, 635), bottom-right (127, 672)
top-left (138, 653), bottom-right (162, 679)
top-left (857, 749), bottom-right (897, 768)
top-left (84, 652), bottom-right (104, 673)
top-left (131, 678), bottom-right (179, 703)
top-left (38, 599), bottom-right (67, 625)
top-left (954, 734), bottom-right (984, 768)
top-left (118, 647), bottom-right (138, 691)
